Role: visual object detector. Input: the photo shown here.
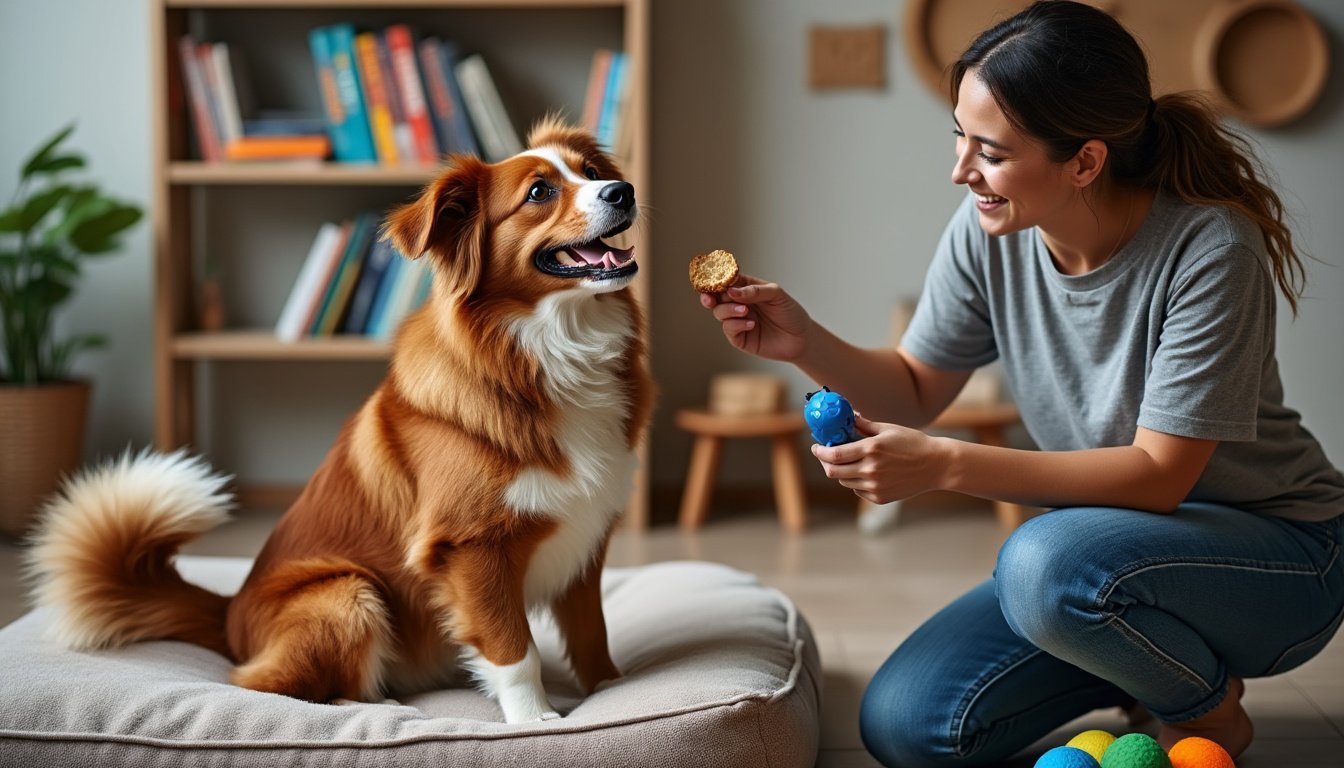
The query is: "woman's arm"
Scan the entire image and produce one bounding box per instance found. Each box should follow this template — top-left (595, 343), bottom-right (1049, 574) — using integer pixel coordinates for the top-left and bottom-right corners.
top-left (816, 422), bottom-right (1217, 513)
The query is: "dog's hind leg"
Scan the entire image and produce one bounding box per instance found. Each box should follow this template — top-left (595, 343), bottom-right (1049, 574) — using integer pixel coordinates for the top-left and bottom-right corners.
top-left (231, 563), bottom-right (393, 703)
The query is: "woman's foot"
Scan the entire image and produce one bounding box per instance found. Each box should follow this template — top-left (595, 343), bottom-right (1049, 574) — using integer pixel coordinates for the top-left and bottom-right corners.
top-left (1157, 676), bottom-right (1254, 758)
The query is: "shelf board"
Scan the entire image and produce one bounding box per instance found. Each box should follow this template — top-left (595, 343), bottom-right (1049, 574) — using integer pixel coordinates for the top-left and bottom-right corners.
top-left (167, 161), bottom-right (438, 186)
top-left (172, 330), bottom-right (392, 360)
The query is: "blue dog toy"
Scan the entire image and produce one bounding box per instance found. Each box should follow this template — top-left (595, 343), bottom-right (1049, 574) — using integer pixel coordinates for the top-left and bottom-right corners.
top-left (803, 386), bottom-right (857, 446)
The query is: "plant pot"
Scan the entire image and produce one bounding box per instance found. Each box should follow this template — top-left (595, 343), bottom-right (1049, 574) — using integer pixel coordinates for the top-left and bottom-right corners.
top-left (0, 379), bottom-right (90, 537)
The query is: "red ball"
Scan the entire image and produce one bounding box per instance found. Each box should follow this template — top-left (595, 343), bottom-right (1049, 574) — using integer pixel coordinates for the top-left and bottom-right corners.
top-left (1167, 736), bottom-right (1235, 768)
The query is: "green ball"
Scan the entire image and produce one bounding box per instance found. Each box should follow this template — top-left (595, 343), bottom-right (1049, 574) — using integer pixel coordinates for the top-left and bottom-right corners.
top-left (1100, 733), bottom-right (1171, 768)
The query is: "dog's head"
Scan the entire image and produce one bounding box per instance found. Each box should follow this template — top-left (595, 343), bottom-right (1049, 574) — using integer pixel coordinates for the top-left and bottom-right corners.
top-left (384, 118), bottom-right (639, 303)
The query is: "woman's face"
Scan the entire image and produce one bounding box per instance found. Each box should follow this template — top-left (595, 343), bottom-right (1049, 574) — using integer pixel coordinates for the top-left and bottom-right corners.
top-left (951, 74), bottom-right (1075, 237)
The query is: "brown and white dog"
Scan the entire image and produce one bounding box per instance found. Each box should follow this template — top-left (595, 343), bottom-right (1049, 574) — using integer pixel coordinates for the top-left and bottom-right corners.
top-left (25, 119), bottom-right (653, 723)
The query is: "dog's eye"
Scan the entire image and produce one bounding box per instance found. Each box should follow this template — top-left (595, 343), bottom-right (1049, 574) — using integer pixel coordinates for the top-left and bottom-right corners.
top-left (584, 166), bottom-right (600, 181)
top-left (527, 182), bottom-right (555, 203)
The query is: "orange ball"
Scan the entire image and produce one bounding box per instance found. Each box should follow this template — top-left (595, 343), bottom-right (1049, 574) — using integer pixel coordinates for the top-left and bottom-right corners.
top-left (1167, 737), bottom-right (1235, 768)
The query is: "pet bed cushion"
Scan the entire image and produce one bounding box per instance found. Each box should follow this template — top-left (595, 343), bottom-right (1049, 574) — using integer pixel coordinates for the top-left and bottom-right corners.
top-left (0, 557), bottom-right (821, 768)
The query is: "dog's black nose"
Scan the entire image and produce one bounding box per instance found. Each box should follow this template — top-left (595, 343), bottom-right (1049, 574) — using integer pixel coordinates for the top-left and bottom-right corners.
top-left (599, 182), bottom-right (636, 213)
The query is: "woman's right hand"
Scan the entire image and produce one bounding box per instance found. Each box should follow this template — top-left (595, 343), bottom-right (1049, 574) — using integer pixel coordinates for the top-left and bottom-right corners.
top-left (698, 274), bottom-right (812, 362)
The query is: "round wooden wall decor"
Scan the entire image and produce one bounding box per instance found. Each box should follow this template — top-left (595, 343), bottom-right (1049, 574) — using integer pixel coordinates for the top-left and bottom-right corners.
top-left (1193, 0), bottom-right (1330, 127)
top-left (903, 0), bottom-right (1330, 128)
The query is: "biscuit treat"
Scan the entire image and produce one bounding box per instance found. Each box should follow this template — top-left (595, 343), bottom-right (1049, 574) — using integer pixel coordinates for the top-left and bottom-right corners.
top-left (688, 249), bottom-right (739, 293)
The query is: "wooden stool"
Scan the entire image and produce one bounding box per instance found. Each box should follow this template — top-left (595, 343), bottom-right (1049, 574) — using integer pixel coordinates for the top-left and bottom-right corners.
top-left (857, 402), bottom-right (1029, 530)
top-left (676, 409), bottom-right (809, 533)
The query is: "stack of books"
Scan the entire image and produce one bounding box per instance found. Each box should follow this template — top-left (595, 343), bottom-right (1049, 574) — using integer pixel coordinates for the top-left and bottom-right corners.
top-left (178, 36), bottom-right (331, 163)
top-left (308, 22), bottom-right (524, 164)
top-left (581, 49), bottom-right (633, 157)
top-left (274, 215), bottom-right (433, 342)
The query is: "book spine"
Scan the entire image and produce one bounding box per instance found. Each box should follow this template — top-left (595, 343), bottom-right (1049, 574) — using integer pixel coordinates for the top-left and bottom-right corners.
top-left (436, 41), bottom-right (481, 156)
top-left (210, 42), bottom-right (244, 149)
top-left (387, 25), bottom-right (439, 165)
top-left (224, 135), bottom-right (331, 161)
top-left (276, 222), bottom-right (343, 342)
top-left (364, 247), bottom-right (404, 338)
top-left (354, 31), bottom-right (400, 165)
top-left (341, 236), bottom-right (395, 334)
top-left (597, 51), bottom-right (625, 150)
top-left (581, 48), bottom-right (613, 133)
top-left (455, 54), bottom-right (521, 162)
top-left (325, 24), bottom-right (379, 163)
top-left (177, 35), bottom-right (223, 162)
top-left (376, 30), bottom-right (417, 164)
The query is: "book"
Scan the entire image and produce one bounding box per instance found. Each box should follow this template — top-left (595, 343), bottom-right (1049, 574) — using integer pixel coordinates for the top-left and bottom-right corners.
top-left (209, 42), bottom-right (255, 150)
top-left (354, 31), bottom-right (400, 165)
top-left (224, 135), bottom-right (331, 162)
top-left (341, 236), bottom-right (397, 334)
top-left (310, 212), bottom-right (378, 336)
top-left (364, 245), bottom-right (405, 338)
top-left (597, 51), bottom-right (627, 150)
top-left (310, 24), bottom-right (378, 164)
top-left (581, 48), bottom-right (614, 133)
top-left (386, 24), bottom-right (440, 165)
top-left (418, 38), bottom-right (480, 157)
top-left (454, 54), bottom-right (522, 161)
top-left (369, 256), bottom-right (430, 341)
top-left (244, 112), bottom-right (327, 136)
top-left (375, 29), bottom-right (417, 163)
top-left (275, 222), bottom-right (345, 342)
top-left (178, 36), bottom-right (223, 162)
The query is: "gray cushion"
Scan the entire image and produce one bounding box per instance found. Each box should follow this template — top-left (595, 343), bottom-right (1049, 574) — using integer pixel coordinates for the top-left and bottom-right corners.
top-left (0, 557), bottom-right (821, 767)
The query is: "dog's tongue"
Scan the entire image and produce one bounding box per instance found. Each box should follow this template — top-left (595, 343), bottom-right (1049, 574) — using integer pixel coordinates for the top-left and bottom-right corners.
top-left (569, 241), bottom-right (635, 269)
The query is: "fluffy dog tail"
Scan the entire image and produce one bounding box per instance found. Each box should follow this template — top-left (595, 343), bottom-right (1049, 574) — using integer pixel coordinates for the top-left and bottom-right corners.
top-left (25, 449), bottom-right (236, 658)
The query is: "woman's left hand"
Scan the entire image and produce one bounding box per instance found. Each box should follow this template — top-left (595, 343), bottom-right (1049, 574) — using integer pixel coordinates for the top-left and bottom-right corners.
top-left (810, 413), bottom-right (948, 505)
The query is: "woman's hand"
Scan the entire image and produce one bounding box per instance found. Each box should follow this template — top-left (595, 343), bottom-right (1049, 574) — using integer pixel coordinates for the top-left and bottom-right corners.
top-left (699, 274), bottom-right (812, 362)
top-left (811, 413), bottom-right (950, 505)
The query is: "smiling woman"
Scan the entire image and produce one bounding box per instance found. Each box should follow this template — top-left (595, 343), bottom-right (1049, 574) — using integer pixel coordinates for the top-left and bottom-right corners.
top-left (693, 1), bottom-right (1344, 766)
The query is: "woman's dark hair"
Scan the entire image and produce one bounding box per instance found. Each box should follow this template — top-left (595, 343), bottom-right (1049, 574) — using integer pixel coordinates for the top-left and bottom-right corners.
top-left (951, 0), bottom-right (1305, 314)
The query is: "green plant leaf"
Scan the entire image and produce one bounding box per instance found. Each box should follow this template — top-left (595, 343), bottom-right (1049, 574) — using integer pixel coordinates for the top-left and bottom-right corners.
top-left (0, 207), bottom-right (22, 233)
top-left (15, 185), bottom-right (71, 233)
top-left (26, 244), bottom-right (79, 275)
top-left (22, 124), bottom-right (76, 180)
top-left (29, 155), bottom-right (86, 175)
top-left (69, 205), bottom-right (143, 253)
top-left (26, 273), bottom-right (73, 308)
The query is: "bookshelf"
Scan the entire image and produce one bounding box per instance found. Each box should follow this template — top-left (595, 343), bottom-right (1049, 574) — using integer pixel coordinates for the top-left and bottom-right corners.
top-left (149, 0), bottom-right (652, 525)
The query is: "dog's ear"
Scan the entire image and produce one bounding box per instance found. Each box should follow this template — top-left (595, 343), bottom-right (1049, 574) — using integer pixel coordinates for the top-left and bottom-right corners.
top-left (383, 156), bottom-right (487, 296)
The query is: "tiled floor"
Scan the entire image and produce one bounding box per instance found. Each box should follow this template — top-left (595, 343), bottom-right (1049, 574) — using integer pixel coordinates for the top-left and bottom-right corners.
top-left (2, 501), bottom-right (1341, 767)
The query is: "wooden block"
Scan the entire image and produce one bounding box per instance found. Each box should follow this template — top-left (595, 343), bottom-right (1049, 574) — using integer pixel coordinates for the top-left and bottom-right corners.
top-left (709, 373), bottom-right (786, 416)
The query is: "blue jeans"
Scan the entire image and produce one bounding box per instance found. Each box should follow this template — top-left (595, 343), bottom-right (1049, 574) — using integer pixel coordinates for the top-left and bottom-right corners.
top-left (859, 503), bottom-right (1344, 768)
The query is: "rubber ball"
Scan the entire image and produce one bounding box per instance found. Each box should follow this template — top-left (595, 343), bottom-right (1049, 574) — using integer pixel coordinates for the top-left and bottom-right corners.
top-left (1066, 729), bottom-right (1117, 762)
top-left (1035, 745), bottom-right (1101, 768)
top-left (1100, 733), bottom-right (1171, 768)
top-left (803, 386), bottom-right (856, 446)
top-left (1167, 736), bottom-right (1235, 768)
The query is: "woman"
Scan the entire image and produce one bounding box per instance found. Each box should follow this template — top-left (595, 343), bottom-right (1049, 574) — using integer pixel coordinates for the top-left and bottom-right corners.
top-left (696, 2), bottom-right (1344, 765)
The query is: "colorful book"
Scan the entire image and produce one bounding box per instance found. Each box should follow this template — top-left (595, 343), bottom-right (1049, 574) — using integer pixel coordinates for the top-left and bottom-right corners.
top-left (418, 38), bottom-right (480, 157)
top-left (178, 36), bottom-right (222, 162)
top-left (364, 246), bottom-right (405, 338)
top-left (386, 24), bottom-right (440, 164)
top-left (369, 256), bottom-right (430, 341)
top-left (581, 48), bottom-right (614, 133)
top-left (244, 112), bottom-right (327, 136)
top-left (597, 51), bottom-right (627, 150)
top-left (341, 236), bottom-right (397, 334)
top-left (309, 24), bottom-right (377, 163)
top-left (375, 30), bottom-right (417, 163)
top-left (224, 134), bottom-right (331, 161)
top-left (354, 31), bottom-right (400, 165)
top-left (275, 222), bottom-right (345, 342)
top-left (210, 42), bottom-right (255, 150)
top-left (454, 54), bottom-right (522, 161)
top-left (310, 213), bottom-right (378, 336)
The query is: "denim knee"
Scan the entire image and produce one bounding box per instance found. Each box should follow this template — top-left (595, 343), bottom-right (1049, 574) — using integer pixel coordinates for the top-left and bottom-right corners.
top-left (860, 670), bottom-right (963, 768)
top-left (995, 513), bottom-right (1094, 650)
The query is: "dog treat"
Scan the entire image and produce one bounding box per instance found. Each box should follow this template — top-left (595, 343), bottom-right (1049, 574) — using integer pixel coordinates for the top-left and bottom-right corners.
top-left (688, 249), bottom-right (739, 293)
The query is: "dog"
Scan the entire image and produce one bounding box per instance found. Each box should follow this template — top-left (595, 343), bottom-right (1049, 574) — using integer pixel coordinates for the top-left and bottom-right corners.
top-left (25, 118), bottom-right (653, 724)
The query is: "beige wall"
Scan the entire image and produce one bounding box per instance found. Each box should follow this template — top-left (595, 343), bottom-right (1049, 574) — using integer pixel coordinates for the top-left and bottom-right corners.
top-left (2, 0), bottom-right (1341, 519)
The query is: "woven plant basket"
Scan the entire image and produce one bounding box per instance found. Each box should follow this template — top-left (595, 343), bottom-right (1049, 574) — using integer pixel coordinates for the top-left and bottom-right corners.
top-left (0, 380), bottom-right (90, 537)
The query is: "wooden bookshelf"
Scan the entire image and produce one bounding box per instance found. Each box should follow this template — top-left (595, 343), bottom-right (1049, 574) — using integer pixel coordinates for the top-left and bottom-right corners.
top-left (149, 0), bottom-right (652, 525)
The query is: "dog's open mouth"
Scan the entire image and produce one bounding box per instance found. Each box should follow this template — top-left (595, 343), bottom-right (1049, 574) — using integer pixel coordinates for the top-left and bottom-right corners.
top-left (537, 225), bottom-right (638, 280)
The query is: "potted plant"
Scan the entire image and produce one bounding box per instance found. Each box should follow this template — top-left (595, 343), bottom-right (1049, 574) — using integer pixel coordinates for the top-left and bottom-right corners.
top-left (0, 124), bottom-right (144, 536)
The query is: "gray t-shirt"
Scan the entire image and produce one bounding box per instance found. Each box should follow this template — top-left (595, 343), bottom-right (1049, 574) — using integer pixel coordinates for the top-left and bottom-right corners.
top-left (903, 192), bottom-right (1344, 522)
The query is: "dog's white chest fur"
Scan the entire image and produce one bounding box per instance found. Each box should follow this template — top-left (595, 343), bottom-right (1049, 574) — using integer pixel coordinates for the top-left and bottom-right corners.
top-left (503, 290), bottom-right (637, 604)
